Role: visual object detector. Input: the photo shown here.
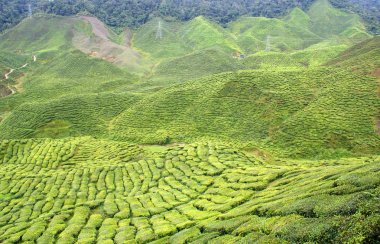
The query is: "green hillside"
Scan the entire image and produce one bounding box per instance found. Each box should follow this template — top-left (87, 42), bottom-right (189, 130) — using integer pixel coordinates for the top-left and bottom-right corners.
top-left (133, 16), bottom-right (239, 61)
top-left (109, 69), bottom-right (380, 158)
top-left (0, 16), bottom-right (76, 53)
top-left (151, 46), bottom-right (243, 84)
top-left (327, 36), bottom-right (380, 74)
top-left (0, 0), bottom-right (379, 243)
top-left (308, 0), bottom-right (370, 40)
top-left (135, 1), bottom-right (373, 86)
top-left (0, 138), bottom-right (379, 243)
top-left (0, 51), bottom-right (30, 98)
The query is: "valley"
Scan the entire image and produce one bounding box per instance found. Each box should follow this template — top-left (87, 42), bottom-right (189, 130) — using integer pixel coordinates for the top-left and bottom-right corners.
top-left (0, 0), bottom-right (379, 243)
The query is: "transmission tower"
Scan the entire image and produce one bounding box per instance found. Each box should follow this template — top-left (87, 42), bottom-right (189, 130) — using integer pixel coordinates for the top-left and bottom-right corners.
top-left (28, 4), bottom-right (33, 18)
top-left (156, 21), bottom-right (163, 40)
top-left (265, 35), bottom-right (271, 52)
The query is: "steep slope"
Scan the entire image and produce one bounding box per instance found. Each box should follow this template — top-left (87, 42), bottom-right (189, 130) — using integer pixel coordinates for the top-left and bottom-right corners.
top-left (0, 16), bottom-right (77, 53)
top-left (0, 51), bottom-right (30, 97)
top-left (327, 36), bottom-right (380, 75)
top-left (326, 36), bottom-right (380, 137)
top-left (151, 46), bottom-right (243, 84)
top-left (284, 7), bottom-right (312, 29)
top-left (308, 0), bottom-right (371, 42)
top-left (133, 17), bottom-right (240, 60)
top-left (0, 18), bottom-right (140, 130)
top-left (180, 16), bottom-right (240, 53)
top-left (135, 2), bottom-right (373, 85)
top-left (0, 15), bottom-right (150, 74)
top-left (73, 16), bottom-right (151, 73)
top-left (0, 7), bottom-right (377, 159)
top-left (132, 18), bottom-right (191, 59)
top-left (229, 15), bottom-right (321, 53)
top-left (108, 69), bottom-right (380, 158)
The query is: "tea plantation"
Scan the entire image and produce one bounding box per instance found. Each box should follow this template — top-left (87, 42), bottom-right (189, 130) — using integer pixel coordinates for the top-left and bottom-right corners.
top-left (0, 138), bottom-right (379, 243)
top-left (0, 0), bottom-right (379, 243)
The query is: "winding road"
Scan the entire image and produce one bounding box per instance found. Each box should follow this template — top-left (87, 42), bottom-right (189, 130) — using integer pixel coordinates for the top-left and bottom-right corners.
top-left (4, 63), bottom-right (29, 80)
top-left (2, 56), bottom-right (35, 96)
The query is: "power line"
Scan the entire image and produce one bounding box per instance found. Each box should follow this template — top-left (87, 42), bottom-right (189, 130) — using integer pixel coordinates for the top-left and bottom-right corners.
top-left (265, 35), bottom-right (271, 52)
top-left (156, 21), bottom-right (163, 40)
top-left (28, 4), bottom-right (32, 18)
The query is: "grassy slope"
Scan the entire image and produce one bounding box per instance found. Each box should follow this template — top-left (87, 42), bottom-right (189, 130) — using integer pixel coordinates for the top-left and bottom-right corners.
top-left (0, 18), bottom-right (141, 141)
top-left (0, 16), bottom-right (377, 159)
top-left (0, 138), bottom-right (378, 243)
top-left (0, 16), bottom-right (75, 53)
top-left (308, 0), bottom-right (370, 41)
top-left (228, 16), bottom-right (320, 53)
top-left (143, 0), bottom-right (373, 86)
top-left (0, 51), bottom-right (30, 97)
top-left (109, 68), bottom-right (380, 158)
top-left (151, 46), bottom-right (243, 84)
top-left (0, 46), bottom-right (142, 140)
top-left (0, 3), bottom-right (379, 243)
top-left (133, 16), bottom-right (239, 60)
top-left (327, 36), bottom-right (380, 74)
top-left (0, 5), bottom-right (376, 159)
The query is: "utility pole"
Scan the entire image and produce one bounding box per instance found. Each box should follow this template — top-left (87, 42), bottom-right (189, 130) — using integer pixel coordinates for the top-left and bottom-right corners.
top-left (265, 35), bottom-right (271, 52)
top-left (28, 3), bottom-right (32, 18)
top-left (156, 21), bottom-right (163, 40)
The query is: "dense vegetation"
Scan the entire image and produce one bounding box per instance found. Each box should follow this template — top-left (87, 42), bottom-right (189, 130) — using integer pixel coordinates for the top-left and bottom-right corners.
top-left (0, 138), bottom-right (379, 243)
top-left (0, 0), bottom-right (379, 34)
top-left (0, 0), bottom-right (379, 242)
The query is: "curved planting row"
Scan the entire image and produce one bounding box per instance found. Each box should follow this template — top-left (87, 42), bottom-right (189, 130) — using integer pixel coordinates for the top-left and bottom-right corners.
top-left (0, 138), bottom-right (379, 243)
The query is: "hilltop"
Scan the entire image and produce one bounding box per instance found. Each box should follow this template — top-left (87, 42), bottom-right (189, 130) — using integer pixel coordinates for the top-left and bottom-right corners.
top-left (0, 1), bottom-right (378, 159)
top-left (1, 0), bottom-right (379, 34)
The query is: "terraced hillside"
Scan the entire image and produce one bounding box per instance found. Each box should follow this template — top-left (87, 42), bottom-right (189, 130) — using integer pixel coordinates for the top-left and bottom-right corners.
top-left (1, 66), bottom-right (378, 158)
top-left (0, 138), bottom-right (379, 243)
top-left (112, 68), bottom-right (380, 158)
top-left (327, 36), bottom-right (380, 75)
top-left (0, 51), bottom-right (30, 98)
top-left (133, 0), bottom-right (372, 85)
top-left (0, 0), bottom-right (379, 243)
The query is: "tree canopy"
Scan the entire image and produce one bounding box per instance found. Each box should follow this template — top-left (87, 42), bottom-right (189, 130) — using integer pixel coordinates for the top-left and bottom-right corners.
top-left (0, 0), bottom-right (379, 33)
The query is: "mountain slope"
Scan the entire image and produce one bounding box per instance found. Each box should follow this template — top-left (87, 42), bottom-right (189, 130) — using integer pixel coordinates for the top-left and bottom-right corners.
top-left (327, 36), bottom-right (380, 75)
top-left (0, 4), bottom-right (377, 160)
top-left (308, 0), bottom-right (371, 40)
top-left (0, 15), bottom-right (151, 74)
top-left (108, 68), bottom-right (380, 158)
top-left (0, 2), bottom-right (379, 244)
top-left (1, 0), bottom-right (379, 34)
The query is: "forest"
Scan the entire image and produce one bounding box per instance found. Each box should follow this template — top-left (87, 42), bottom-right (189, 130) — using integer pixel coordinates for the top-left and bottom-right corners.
top-left (1, 0), bottom-right (379, 33)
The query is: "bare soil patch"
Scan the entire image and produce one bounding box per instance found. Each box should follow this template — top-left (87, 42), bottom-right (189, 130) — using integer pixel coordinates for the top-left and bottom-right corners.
top-left (373, 68), bottom-right (380, 78)
top-left (73, 16), bottom-right (149, 72)
top-left (79, 16), bottom-right (110, 41)
top-left (0, 85), bottom-right (12, 97)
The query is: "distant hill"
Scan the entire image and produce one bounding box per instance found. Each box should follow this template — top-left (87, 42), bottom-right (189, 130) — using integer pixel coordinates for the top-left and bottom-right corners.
top-left (1, 0), bottom-right (379, 34)
top-left (0, 1), bottom-right (379, 242)
top-left (327, 36), bottom-right (380, 75)
top-left (0, 1), bottom-right (378, 159)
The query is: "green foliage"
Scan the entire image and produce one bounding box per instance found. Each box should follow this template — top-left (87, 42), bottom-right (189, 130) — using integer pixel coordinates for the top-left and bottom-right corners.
top-left (109, 68), bottom-right (380, 158)
top-left (0, 2), bottom-right (379, 243)
top-left (0, 139), bottom-right (378, 242)
top-left (327, 36), bottom-right (380, 75)
top-left (1, 0), bottom-right (378, 34)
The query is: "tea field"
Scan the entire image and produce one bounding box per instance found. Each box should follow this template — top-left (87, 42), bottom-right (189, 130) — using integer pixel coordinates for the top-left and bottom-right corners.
top-left (0, 138), bottom-right (379, 243)
top-left (0, 0), bottom-right (379, 243)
